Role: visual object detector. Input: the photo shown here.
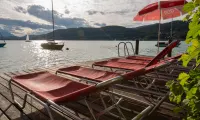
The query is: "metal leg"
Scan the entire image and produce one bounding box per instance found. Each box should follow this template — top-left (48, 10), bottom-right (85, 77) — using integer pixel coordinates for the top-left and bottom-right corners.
top-left (109, 95), bottom-right (126, 120)
top-left (84, 99), bottom-right (97, 120)
top-left (132, 105), bottom-right (153, 120)
top-left (8, 80), bottom-right (14, 102)
top-left (99, 94), bottom-right (124, 119)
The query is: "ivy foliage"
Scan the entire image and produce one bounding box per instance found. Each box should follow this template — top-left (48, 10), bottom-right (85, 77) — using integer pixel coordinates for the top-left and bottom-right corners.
top-left (166, 0), bottom-right (200, 120)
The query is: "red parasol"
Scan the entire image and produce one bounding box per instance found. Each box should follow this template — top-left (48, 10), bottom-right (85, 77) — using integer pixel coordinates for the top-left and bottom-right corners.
top-left (134, 0), bottom-right (187, 52)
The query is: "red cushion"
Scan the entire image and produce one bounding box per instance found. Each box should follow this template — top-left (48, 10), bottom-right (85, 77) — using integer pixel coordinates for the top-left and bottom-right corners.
top-left (57, 66), bottom-right (120, 82)
top-left (110, 58), bottom-right (149, 65)
top-left (12, 71), bottom-right (95, 103)
top-left (126, 56), bottom-right (153, 61)
top-left (93, 61), bottom-right (144, 70)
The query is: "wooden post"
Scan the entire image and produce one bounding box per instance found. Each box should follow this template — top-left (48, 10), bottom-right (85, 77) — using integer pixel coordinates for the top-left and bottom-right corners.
top-left (168, 37), bottom-right (172, 57)
top-left (135, 39), bottom-right (139, 55)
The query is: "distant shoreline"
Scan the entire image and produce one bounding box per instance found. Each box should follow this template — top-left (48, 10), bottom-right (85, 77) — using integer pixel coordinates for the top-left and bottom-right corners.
top-left (1, 21), bottom-right (188, 41)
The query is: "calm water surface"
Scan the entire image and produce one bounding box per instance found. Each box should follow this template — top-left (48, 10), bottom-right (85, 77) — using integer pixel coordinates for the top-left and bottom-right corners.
top-left (0, 40), bottom-right (188, 72)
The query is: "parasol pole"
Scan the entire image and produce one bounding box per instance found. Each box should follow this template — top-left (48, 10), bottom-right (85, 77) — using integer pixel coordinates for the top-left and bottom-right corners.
top-left (51, 0), bottom-right (55, 41)
top-left (170, 17), bottom-right (173, 38)
top-left (157, 0), bottom-right (161, 53)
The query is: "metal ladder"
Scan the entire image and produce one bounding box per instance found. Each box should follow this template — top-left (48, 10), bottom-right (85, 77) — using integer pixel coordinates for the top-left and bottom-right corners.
top-left (118, 42), bottom-right (135, 57)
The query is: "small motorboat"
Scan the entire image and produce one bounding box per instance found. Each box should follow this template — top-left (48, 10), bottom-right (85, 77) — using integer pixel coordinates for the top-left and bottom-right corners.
top-left (0, 42), bottom-right (6, 47)
top-left (41, 41), bottom-right (64, 50)
top-left (0, 32), bottom-right (6, 47)
top-left (155, 41), bottom-right (180, 47)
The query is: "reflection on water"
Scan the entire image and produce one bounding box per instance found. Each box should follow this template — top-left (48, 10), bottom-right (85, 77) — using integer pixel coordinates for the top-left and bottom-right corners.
top-left (0, 40), bottom-right (188, 72)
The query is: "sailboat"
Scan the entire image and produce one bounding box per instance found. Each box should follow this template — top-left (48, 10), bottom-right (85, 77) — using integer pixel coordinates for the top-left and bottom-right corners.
top-left (41, 0), bottom-right (64, 50)
top-left (0, 32), bottom-right (6, 47)
top-left (25, 34), bottom-right (31, 42)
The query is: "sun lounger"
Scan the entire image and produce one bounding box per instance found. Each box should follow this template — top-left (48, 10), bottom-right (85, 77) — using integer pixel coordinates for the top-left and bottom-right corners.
top-left (9, 67), bottom-right (154, 120)
top-left (92, 40), bottom-right (181, 70)
top-left (56, 66), bottom-right (120, 82)
top-left (125, 40), bottom-right (180, 63)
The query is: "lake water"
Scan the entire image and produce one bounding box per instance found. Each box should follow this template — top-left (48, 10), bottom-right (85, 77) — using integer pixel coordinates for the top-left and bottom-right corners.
top-left (0, 40), bottom-right (188, 72)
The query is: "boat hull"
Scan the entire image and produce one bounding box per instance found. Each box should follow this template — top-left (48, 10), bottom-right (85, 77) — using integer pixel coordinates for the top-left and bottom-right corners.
top-left (155, 43), bottom-right (180, 47)
top-left (41, 43), bottom-right (64, 50)
top-left (0, 43), bottom-right (6, 47)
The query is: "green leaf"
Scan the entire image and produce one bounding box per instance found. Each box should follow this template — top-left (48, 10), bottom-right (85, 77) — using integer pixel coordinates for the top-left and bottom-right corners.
top-left (183, 14), bottom-right (191, 21)
top-left (183, 48), bottom-right (200, 67)
top-left (195, 0), bottom-right (200, 4)
top-left (178, 73), bottom-right (190, 81)
top-left (178, 73), bottom-right (190, 86)
top-left (189, 14), bottom-right (199, 29)
top-left (171, 83), bottom-right (184, 96)
top-left (189, 69), bottom-right (200, 78)
top-left (191, 39), bottom-right (200, 47)
top-left (187, 46), bottom-right (197, 55)
top-left (185, 38), bottom-right (194, 44)
top-left (169, 93), bottom-right (182, 104)
top-left (191, 87), bottom-right (198, 94)
top-left (187, 25), bottom-right (200, 39)
top-left (196, 59), bottom-right (200, 66)
top-left (166, 80), bottom-right (174, 88)
top-left (183, 2), bottom-right (195, 12)
top-left (186, 87), bottom-right (198, 99)
top-left (180, 54), bottom-right (190, 67)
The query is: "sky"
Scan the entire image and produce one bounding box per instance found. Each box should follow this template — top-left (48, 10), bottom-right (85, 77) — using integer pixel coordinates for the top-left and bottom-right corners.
top-left (0, 0), bottom-right (185, 36)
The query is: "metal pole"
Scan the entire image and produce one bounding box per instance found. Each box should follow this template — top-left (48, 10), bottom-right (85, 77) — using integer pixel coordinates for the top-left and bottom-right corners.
top-left (168, 16), bottom-right (173, 57)
top-left (157, 1), bottom-right (161, 53)
top-left (51, 0), bottom-right (55, 41)
top-left (170, 17), bottom-right (173, 38)
top-left (135, 39), bottom-right (139, 55)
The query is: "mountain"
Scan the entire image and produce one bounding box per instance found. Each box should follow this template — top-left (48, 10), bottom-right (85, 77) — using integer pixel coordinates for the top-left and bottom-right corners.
top-left (4, 20), bottom-right (189, 40)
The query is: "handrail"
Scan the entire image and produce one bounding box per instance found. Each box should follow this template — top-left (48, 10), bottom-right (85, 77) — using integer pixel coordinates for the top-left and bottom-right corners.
top-left (118, 42), bottom-right (126, 57)
top-left (125, 42), bottom-right (135, 55)
top-left (118, 42), bottom-right (135, 57)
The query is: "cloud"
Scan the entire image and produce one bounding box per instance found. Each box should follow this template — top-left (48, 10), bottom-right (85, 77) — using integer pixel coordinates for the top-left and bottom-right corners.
top-left (87, 10), bottom-right (105, 15)
top-left (94, 23), bottom-right (106, 27)
top-left (0, 18), bottom-right (55, 30)
top-left (87, 9), bottom-right (131, 16)
top-left (14, 6), bottom-right (27, 14)
top-left (87, 10), bottom-right (97, 15)
top-left (14, 26), bottom-right (23, 30)
top-left (0, 18), bottom-right (64, 36)
top-left (109, 9), bottom-right (131, 15)
top-left (64, 6), bottom-right (70, 14)
top-left (27, 5), bottom-right (89, 28)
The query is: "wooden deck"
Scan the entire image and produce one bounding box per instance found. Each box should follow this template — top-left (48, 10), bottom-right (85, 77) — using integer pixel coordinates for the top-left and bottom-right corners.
top-left (0, 58), bottom-right (194, 120)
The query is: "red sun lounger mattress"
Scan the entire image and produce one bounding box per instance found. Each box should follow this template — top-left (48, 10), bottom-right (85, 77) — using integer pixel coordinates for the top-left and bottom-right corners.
top-left (11, 71), bottom-right (95, 103)
top-left (126, 56), bottom-right (154, 61)
top-left (93, 40), bottom-right (180, 70)
top-left (93, 61), bottom-right (145, 70)
top-left (110, 58), bottom-right (149, 65)
top-left (57, 66), bottom-right (120, 82)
